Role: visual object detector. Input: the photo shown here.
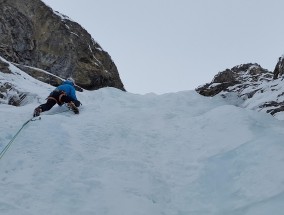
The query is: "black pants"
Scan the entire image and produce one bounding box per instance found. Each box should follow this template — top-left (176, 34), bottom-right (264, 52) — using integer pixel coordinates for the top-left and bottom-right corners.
top-left (39, 94), bottom-right (79, 113)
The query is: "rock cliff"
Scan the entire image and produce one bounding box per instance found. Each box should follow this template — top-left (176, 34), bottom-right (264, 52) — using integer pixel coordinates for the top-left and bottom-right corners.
top-left (196, 58), bottom-right (284, 117)
top-left (0, 0), bottom-right (125, 91)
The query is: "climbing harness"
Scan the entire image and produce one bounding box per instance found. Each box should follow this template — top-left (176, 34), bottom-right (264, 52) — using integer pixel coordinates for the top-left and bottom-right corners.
top-left (0, 116), bottom-right (40, 160)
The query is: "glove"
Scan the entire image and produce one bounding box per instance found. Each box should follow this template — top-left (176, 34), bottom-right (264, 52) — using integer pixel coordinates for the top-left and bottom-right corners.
top-left (74, 100), bottom-right (81, 107)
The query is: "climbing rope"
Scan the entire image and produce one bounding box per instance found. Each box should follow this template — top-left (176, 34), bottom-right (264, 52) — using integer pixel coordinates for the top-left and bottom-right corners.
top-left (0, 117), bottom-right (40, 160)
top-left (0, 105), bottom-right (76, 161)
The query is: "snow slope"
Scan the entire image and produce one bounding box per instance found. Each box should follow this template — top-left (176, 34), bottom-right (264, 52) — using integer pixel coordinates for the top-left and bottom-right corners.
top-left (1, 66), bottom-right (284, 215)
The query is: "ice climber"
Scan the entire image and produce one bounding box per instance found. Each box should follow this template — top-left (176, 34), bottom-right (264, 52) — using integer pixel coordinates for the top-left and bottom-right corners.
top-left (33, 77), bottom-right (81, 117)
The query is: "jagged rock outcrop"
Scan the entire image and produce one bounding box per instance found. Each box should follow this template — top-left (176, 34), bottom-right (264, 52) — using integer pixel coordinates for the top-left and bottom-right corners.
top-left (13, 64), bottom-right (64, 87)
top-left (196, 62), bottom-right (284, 116)
top-left (196, 63), bottom-right (273, 97)
top-left (12, 63), bottom-right (83, 92)
top-left (0, 0), bottom-right (125, 91)
top-left (273, 56), bottom-right (284, 80)
top-left (0, 57), bottom-right (37, 106)
top-left (0, 58), bottom-right (11, 74)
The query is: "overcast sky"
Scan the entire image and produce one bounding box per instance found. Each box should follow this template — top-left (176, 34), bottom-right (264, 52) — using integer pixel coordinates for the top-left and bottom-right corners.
top-left (42, 0), bottom-right (284, 94)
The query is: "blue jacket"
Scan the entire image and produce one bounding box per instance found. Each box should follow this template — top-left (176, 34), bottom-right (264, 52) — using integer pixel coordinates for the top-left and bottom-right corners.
top-left (55, 80), bottom-right (77, 101)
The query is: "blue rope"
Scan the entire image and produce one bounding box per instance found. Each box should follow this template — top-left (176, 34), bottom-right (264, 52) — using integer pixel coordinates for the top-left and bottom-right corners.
top-left (0, 117), bottom-right (39, 160)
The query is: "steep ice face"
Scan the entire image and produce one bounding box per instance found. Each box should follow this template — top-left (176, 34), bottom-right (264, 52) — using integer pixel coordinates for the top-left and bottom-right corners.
top-left (1, 61), bottom-right (284, 214)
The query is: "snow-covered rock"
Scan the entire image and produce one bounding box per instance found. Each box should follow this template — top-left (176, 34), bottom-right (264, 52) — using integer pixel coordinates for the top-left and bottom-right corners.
top-left (0, 56), bottom-right (53, 106)
top-left (196, 63), bottom-right (284, 117)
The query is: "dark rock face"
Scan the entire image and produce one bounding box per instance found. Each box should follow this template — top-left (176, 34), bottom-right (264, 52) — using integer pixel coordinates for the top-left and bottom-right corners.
top-left (195, 63), bottom-right (284, 116)
top-left (196, 63), bottom-right (272, 97)
top-left (13, 63), bottom-right (83, 92)
top-left (0, 58), bottom-right (11, 73)
top-left (14, 64), bottom-right (64, 87)
top-left (0, 0), bottom-right (125, 91)
top-left (273, 56), bottom-right (284, 80)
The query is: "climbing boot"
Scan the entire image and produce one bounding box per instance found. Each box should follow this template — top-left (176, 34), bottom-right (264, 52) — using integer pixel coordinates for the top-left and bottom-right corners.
top-left (67, 102), bottom-right (79, 114)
